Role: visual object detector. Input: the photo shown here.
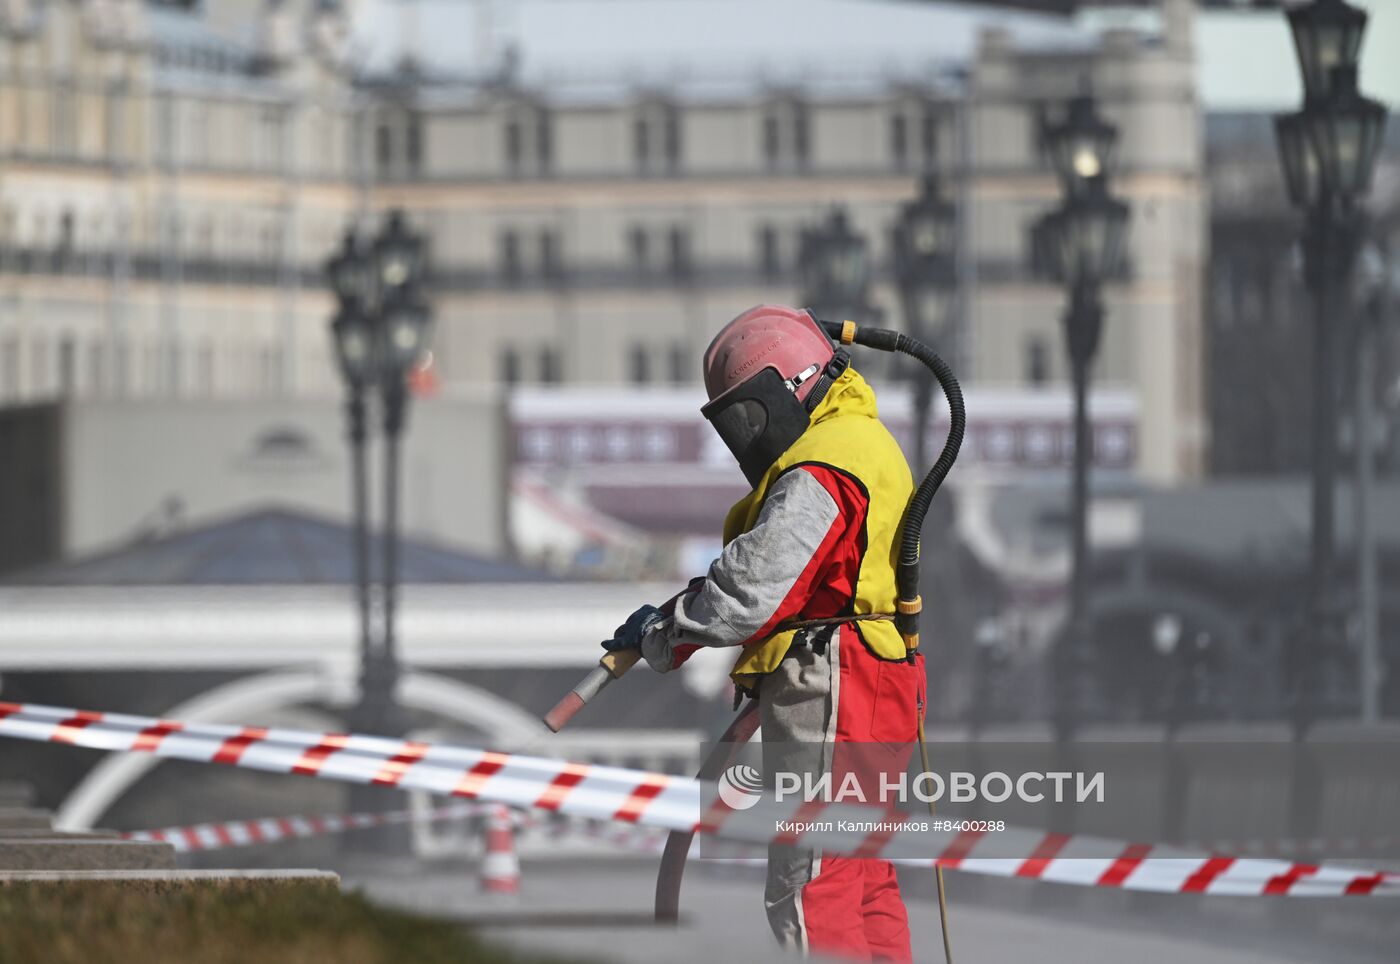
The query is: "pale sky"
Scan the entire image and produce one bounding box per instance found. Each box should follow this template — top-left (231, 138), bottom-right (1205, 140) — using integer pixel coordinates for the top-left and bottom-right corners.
top-left (1195, 2), bottom-right (1399, 110)
top-left (350, 0), bottom-right (1400, 110)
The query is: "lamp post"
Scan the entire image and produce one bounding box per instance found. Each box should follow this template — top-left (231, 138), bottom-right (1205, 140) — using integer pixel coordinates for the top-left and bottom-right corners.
top-left (368, 211), bottom-right (430, 738)
top-left (1032, 95), bottom-right (1130, 740)
top-left (1353, 236), bottom-right (1396, 723)
top-left (893, 175), bottom-right (958, 474)
top-left (328, 235), bottom-right (376, 707)
top-left (1273, 0), bottom-right (1386, 735)
top-left (327, 210), bottom-right (433, 745)
top-left (799, 206), bottom-right (877, 326)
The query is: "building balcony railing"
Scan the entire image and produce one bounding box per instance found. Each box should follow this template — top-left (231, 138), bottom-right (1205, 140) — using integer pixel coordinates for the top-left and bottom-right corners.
top-left (0, 247), bottom-right (1074, 294)
top-left (0, 248), bottom-right (323, 289)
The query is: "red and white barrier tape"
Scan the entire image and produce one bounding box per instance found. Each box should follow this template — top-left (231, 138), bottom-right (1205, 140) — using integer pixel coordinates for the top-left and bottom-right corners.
top-left (5, 700), bottom-right (1396, 897)
top-left (124, 803), bottom-right (675, 856)
top-left (126, 800), bottom-right (1400, 898)
top-left (124, 803), bottom-right (490, 853)
top-left (1188, 835), bottom-right (1400, 858)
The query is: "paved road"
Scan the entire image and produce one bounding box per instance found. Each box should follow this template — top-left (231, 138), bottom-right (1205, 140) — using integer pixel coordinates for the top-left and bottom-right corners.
top-left (349, 857), bottom-right (1398, 963)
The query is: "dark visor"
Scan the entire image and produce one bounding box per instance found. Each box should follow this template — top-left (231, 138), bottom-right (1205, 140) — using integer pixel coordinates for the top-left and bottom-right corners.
top-left (706, 397), bottom-right (769, 457)
top-left (701, 367), bottom-right (813, 487)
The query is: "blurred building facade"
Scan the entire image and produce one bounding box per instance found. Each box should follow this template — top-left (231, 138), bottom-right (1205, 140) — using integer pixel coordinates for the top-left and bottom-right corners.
top-left (0, 0), bottom-right (1204, 484)
top-left (0, 0), bottom-right (362, 402)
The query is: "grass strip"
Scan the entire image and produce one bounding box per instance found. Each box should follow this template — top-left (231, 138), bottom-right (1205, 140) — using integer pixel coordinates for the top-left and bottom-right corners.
top-left (0, 878), bottom-right (571, 964)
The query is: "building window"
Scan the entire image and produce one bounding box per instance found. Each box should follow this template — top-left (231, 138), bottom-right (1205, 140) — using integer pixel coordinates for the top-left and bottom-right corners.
top-left (539, 229), bottom-right (561, 281)
top-left (668, 343), bottom-right (687, 385)
top-left (668, 226), bottom-right (690, 280)
top-left (167, 339), bottom-right (183, 396)
top-left (890, 114), bottom-right (908, 170)
top-left (921, 108), bottom-right (938, 168)
top-left (536, 111), bottom-right (553, 173)
top-left (539, 346), bottom-right (562, 384)
top-left (629, 226), bottom-right (649, 275)
top-left (54, 86), bottom-right (76, 156)
top-left (630, 344), bottom-right (651, 385)
top-left (504, 118), bottom-right (523, 175)
top-left (633, 116), bottom-right (650, 171)
top-left (31, 339), bottom-right (48, 395)
top-left (197, 215), bottom-right (215, 259)
top-left (198, 340), bottom-right (214, 396)
top-left (501, 347), bottom-right (520, 385)
top-left (259, 346), bottom-right (281, 394)
top-left (764, 103), bottom-right (810, 171)
top-left (406, 116), bottom-right (423, 173)
top-left (260, 222), bottom-right (282, 262)
top-left (499, 229), bottom-right (521, 285)
top-left (636, 106), bottom-right (682, 175)
top-left (88, 341), bottom-right (104, 396)
top-left (663, 107), bottom-right (681, 172)
top-left (58, 337), bottom-right (76, 397)
top-left (259, 108), bottom-right (284, 171)
top-left (759, 225), bottom-right (780, 280)
top-left (143, 341), bottom-right (159, 394)
top-left (793, 105), bottom-right (810, 169)
top-left (763, 115), bottom-right (781, 170)
top-left (376, 123), bottom-right (392, 172)
top-left (112, 338), bottom-right (128, 397)
top-left (57, 209), bottom-right (74, 257)
top-left (1025, 335), bottom-right (1049, 387)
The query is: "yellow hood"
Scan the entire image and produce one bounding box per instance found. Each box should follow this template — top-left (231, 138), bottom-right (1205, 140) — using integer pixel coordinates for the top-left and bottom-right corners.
top-left (722, 363), bottom-right (915, 684)
top-left (808, 367), bottom-right (878, 428)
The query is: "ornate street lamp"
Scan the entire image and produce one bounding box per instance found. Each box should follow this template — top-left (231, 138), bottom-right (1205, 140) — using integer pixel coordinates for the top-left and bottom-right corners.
top-left (1286, 0), bottom-right (1367, 103)
top-left (1274, 111), bottom-right (1322, 211)
top-left (328, 238), bottom-right (377, 742)
top-left (1273, 0), bottom-right (1387, 735)
top-left (1032, 93), bottom-right (1130, 741)
top-left (1302, 67), bottom-right (1387, 207)
top-left (379, 298), bottom-right (433, 387)
top-left (1042, 95), bottom-right (1119, 195)
top-left (328, 232), bottom-right (374, 310)
top-left (893, 174), bottom-right (957, 474)
top-left (331, 305), bottom-right (376, 389)
top-left (799, 206), bottom-right (874, 323)
top-left (325, 208), bottom-right (433, 751)
top-left (1036, 177), bottom-right (1130, 292)
top-left (1352, 235), bottom-right (1396, 724)
top-left (374, 209), bottom-right (427, 293)
top-left (373, 295), bottom-right (432, 700)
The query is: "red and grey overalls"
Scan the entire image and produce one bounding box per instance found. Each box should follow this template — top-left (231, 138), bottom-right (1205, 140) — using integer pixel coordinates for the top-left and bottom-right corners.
top-left (639, 367), bottom-right (923, 962)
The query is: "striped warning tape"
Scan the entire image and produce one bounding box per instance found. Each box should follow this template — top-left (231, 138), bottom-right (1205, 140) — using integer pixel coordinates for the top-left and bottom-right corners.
top-left (1186, 836), bottom-right (1400, 858)
top-left (124, 803), bottom-right (490, 853)
top-left (4, 700), bottom-right (1397, 897)
top-left (132, 801), bottom-right (1395, 899)
top-left (124, 803), bottom-right (677, 856)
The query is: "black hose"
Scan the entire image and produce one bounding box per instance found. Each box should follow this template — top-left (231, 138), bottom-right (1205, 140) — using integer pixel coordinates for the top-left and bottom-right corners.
top-left (814, 320), bottom-right (967, 647)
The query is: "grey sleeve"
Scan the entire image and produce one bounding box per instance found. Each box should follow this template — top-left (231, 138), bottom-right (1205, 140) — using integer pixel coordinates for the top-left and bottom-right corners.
top-left (640, 468), bottom-right (839, 673)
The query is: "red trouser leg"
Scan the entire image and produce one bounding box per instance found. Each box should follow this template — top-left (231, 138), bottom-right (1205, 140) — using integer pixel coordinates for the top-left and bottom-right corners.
top-left (789, 630), bottom-right (921, 962)
top-left (860, 859), bottom-right (914, 963)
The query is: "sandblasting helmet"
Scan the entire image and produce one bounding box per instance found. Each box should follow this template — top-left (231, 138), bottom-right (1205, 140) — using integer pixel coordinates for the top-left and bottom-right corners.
top-left (701, 304), bottom-right (848, 487)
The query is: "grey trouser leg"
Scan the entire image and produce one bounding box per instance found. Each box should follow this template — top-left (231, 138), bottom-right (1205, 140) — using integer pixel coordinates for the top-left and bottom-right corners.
top-left (759, 631), bottom-right (842, 952)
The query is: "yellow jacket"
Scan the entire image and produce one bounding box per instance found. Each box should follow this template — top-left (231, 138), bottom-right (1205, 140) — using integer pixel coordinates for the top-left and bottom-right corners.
top-left (724, 367), bottom-right (914, 687)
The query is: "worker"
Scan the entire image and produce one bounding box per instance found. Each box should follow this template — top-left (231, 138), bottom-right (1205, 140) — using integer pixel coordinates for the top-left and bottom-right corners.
top-left (603, 304), bottom-right (923, 962)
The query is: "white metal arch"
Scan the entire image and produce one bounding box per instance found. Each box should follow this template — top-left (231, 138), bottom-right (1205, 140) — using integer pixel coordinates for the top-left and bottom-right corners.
top-left (55, 667), bottom-right (548, 831)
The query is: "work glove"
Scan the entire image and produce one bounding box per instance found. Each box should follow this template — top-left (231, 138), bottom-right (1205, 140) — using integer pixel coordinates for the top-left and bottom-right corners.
top-left (601, 604), bottom-right (666, 653)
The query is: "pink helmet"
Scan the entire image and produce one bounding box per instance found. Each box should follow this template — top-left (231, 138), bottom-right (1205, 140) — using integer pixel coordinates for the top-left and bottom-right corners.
top-left (701, 305), bottom-right (844, 487)
top-left (703, 305), bottom-right (836, 407)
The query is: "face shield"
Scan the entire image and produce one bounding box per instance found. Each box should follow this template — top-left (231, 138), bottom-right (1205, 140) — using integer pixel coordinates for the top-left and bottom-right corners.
top-left (701, 366), bottom-right (814, 488)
